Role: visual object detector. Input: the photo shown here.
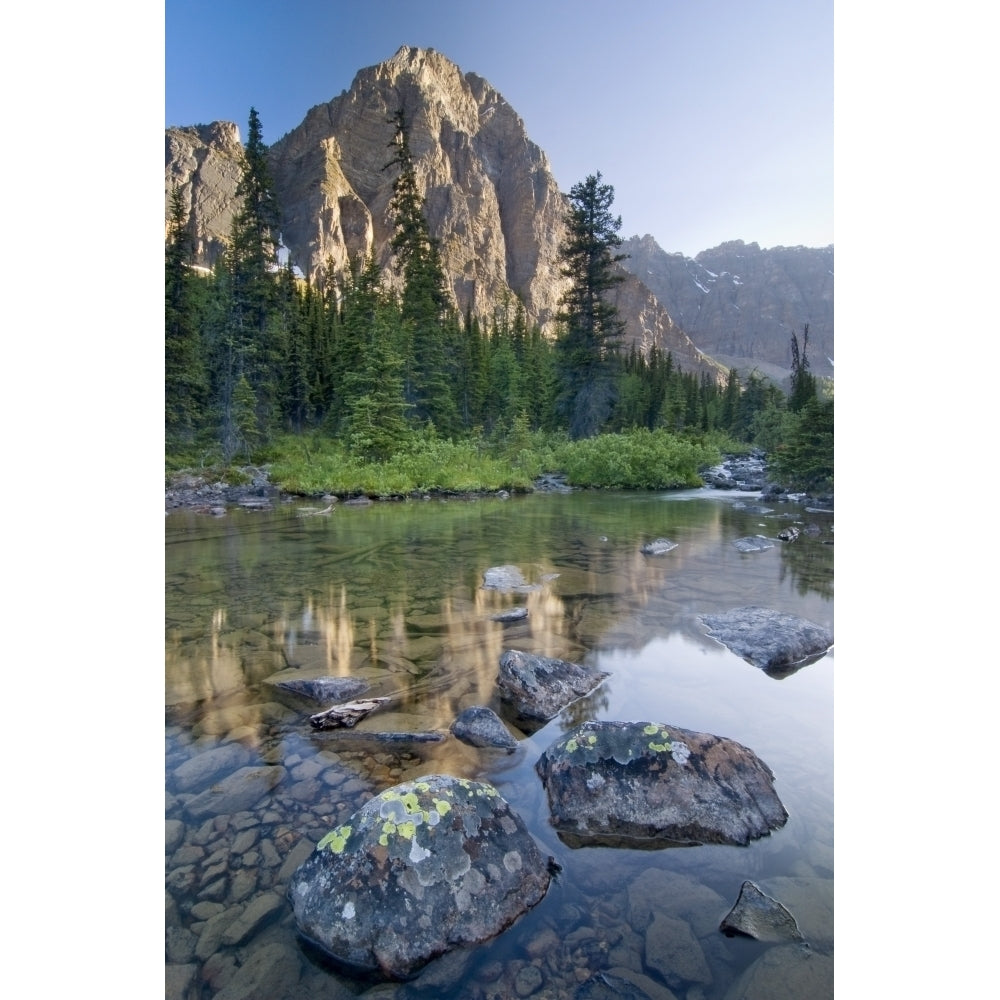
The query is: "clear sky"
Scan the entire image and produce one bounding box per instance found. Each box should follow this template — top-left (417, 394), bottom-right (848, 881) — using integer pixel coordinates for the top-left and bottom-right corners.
top-left (165, 0), bottom-right (833, 258)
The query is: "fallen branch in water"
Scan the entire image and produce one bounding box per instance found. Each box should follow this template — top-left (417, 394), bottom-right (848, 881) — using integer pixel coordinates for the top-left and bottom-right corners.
top-left (309, 697), bottom-right (391, 730)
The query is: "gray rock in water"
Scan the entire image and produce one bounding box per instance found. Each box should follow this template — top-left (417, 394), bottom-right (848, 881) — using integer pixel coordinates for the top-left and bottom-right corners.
top-left (184, 766), bottom-right (286, 819)
top-left (732, 535), bottom-right (774, 552)
top-left (450, 706), bottom-right (519, 752)
top-left (535, 720), bottom-right (787, 848)
top-left (700, 607), bottom-right (833, 675)
top-left (491, 606), bottom-right (529, 622)
top-left (574, 971), bottom-right (658, 999)
top-left (722, 943), bottom-right (833, 1000)
top-left (482, 565), bottom-right (540, 592)
top-left (720, 880), bottom-right (804, 942)
top-left (274, 675), bottom-right (371, 704)
top-left (172, 743), bottom-right (253, 793)
top-left (213, 940), bottom-right (302, 1000)
top-left (777, 526), bottom-right (800, 542)
top-left (287, 774), bottom-right (553, 979)
top-left (497, 649), bottom-right (609, 725)
top-left (640, 538), bottom-right (678, 555)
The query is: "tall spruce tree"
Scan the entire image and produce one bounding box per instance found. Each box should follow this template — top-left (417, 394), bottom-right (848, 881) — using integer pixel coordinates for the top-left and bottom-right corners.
top-left (165, 186), bottom-right (207, 443)
top-left (554, 173), bottom-right (628, 439)
top-left (789, 324), bottom-right (817, 412)
top-left (385, 109), bottom-right (459, 435)
top-left (218, 107), bottom-right (282, 458)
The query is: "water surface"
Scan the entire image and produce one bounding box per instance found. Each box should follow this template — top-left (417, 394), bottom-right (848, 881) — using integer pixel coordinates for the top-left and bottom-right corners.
top-left (166, 488), bottom-right (833, 998)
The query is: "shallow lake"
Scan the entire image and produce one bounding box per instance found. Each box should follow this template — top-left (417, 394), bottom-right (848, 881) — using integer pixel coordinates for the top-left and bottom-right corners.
top-left (165, 487), bottom-right (833, 999)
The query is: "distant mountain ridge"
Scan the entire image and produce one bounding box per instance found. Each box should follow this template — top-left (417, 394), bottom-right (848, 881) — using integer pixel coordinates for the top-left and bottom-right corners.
top-left (165, 46), bottom-right (831, 384)
top-left (618, 236), bottom-right (834, 381)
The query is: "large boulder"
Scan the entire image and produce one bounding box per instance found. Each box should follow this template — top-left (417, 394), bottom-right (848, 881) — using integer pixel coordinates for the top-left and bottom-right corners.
top-left (497, 649), bottom-right (609, 727)
top-left (535, 720), bottom-right (787, 848)
top-left (287, 774), bottom-right (553, 979)
top-left (699, 607), bottom-right (833, 675)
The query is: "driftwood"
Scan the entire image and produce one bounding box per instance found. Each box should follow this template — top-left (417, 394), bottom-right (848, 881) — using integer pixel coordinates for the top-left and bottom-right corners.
top-left (309, 697), bottom-right (390, 730)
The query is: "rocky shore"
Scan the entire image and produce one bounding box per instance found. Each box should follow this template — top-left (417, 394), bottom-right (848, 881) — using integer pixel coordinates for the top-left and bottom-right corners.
top-left (165, 453), bottom-right (831, 515)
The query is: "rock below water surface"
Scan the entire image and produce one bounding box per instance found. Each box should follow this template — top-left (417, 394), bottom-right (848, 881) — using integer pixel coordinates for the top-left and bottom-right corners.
top-left (287, 773), bottom-right (552, 979)
top-left (535, 720), bottom-right (787, 847)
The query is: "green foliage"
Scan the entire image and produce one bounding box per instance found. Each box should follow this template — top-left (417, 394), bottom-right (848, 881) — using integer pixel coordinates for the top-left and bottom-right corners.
top-left (164, 113), bottom-right (831, 495)
top-left (553, 429), bottom-right (721, 489)
top-left (768, 396), bottom-right (834, 491)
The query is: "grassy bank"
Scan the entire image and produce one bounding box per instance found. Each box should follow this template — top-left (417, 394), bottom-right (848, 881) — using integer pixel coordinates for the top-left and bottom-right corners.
top-left (167, 428), bottom-right (747, 498)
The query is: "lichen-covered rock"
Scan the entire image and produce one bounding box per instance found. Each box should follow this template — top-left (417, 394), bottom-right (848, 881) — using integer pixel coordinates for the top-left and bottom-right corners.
top-left (450, 706), bottom-right (519, 752)
top-left (287, 774), bottom-right (552, 979)
top-left (497, 649), bottom-right (609, 725)
top-left (719, 880), bottom-right (804, 942)
top-left (699, 607), bottom-right (833, 674)
top-left (535, 720), bottom-right (787, 847)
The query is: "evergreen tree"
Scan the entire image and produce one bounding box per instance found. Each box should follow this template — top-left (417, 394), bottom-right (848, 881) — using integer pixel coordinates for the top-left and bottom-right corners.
top-left (554, 173), bottom-right (628, 439)
top-left (789, 324), bottom-right (817, 412)
top-left (217, 107), bottom-right (282, 458)
top-left (385, 109), bottom-right (460, 435)
top-left (165, 186), bottom-right (207, 443)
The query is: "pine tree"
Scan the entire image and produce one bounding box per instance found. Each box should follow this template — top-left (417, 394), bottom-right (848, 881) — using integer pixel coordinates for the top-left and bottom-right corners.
top-left (217, 107), bottom-right (282, 458)
top-left (789, 324), bottom-right (817, 412)
top-left (385, 110), bottom-right (459, 435)
top-left (165, 186), bottom-right (207, 444)
top-left (554, 173), bottom-right (628, 439)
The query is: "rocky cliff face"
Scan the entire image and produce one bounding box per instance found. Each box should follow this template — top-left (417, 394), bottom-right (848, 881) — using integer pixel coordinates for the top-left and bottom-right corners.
top-left (165, 46), bottom-right (722, 381)
top-left (618, 236), bottom-right (834, 381)
top-left (164, 121), bottom-right (245, 266)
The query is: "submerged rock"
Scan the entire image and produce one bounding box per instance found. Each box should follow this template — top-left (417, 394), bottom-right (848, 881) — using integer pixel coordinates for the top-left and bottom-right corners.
top-left (268, 674), bottom-right (371, 705)
top-left (482, 565), bottom-right (539, 593)
top-left (491, 606), bottom-right (529, 623)
top-left (450, 706), bottom-right (519, 752)
top-left (497, 649), bottom-right (609, 725)
top-left (535, 720), bottom-right (787, 848)
top-left (722, 943), bottom-right (833, 1000)
top-left (699, 607), bottom-right (833, 674)
top-left (640, 538), bottom-right (678, 555)
top-left (720, 880), bottom-right (804, 942)
top-left (732, 535), bottom-right (774, 552)
top-left (574, 971), bottom-right (660, 999)
top-left (287, 774), bottom-right (552, 979)
top-left (184, 765), bottom-right (286, 819)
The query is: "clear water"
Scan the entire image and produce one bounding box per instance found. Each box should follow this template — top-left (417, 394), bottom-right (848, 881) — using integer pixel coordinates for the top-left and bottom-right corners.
top-left (165, 488), bottom-right (833, 998)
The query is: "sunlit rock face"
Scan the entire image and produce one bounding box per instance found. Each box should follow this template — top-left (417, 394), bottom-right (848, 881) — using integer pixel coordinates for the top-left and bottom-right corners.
top-left (164, 46), bottom-right (724, 379)
top-left (535, 720), bottom-right (787, 848)
top-left (164, 121), bottom-right (245, 267)
top-left (287, 774), bottom-right (552, 979)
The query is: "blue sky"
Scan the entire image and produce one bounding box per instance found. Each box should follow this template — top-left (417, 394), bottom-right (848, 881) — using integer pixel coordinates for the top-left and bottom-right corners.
top-left (165, 0), bottom-right (833, 258)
